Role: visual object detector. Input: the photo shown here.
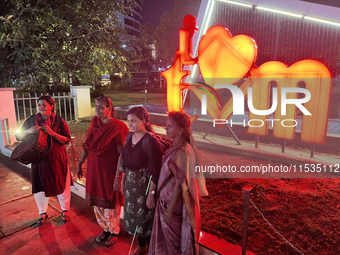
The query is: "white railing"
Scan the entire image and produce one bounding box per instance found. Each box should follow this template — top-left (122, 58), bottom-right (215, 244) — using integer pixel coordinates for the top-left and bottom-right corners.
top-left (14, 92), bottom-right (76, 126)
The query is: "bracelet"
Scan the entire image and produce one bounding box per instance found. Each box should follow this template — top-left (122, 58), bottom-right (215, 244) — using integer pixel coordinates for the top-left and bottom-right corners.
top-left (54, 133), bottom-right (58, 138)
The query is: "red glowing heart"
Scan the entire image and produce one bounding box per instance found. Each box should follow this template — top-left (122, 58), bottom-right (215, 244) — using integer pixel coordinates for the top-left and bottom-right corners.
top-left (198, 26), bottom-right (258, 86)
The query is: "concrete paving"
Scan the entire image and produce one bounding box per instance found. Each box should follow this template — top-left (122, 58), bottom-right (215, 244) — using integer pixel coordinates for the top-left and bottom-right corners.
top-left (0, 154), bottom-right (136, 255)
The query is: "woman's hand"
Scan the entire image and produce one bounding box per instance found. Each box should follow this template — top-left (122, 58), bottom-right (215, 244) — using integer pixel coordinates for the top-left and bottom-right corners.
top-left (163, 210), bottom-right (172, 225)
top-left (113, 179), bottom-right (120, 192)
top-left (76, 162), bottom-right (83, 180)
top-left (146, 192), bottom-right (155, 209)
top-left (27, 126), bottom-right (39, 134)
top-left (39, 125), bottom-right (54, 136)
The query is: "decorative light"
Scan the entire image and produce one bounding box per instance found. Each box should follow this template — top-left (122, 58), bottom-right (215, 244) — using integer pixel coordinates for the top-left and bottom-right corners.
top-left (256, 6), bottom-right (303, 18)
top-left (217, 0), bottom-right (252, 8)
top-left (304, 16), bottom-right (340, 27)
top-left (190, 0), bottom-right (215, 79)
top-left (202, 0), bottom-right (215, 36)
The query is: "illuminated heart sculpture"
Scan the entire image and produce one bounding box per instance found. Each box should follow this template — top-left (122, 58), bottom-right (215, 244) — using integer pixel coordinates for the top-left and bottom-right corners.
top-left (198, 26), bottom-right (258, 86)
top-left (163, 15), bottom-right (333, 145)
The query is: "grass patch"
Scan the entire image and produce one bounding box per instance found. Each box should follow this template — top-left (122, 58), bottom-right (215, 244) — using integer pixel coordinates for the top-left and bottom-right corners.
top-left (90, 91), bottom-right (167, 106)
top-left (69, 121), bottom-right (90, 135)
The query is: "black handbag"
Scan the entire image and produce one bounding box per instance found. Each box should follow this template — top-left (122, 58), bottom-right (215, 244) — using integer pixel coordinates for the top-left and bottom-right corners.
top-left (11, 130), bottom-right (53, 164)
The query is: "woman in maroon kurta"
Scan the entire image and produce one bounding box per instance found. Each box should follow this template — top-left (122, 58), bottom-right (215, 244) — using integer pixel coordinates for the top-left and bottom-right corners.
top-left (16, 95), bottom-right (72, 225)
top-left (77, 96), bottom-right (128, 247)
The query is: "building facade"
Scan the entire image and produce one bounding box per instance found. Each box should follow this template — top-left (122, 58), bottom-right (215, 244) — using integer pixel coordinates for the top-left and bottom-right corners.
top-left (117, 0), bottom-right (143, 37)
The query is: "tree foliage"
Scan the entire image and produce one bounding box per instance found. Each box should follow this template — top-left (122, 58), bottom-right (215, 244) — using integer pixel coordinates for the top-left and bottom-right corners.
top-left (152, 0), bottom-right (201, 67)
top-left (0, 0), bottom-right (134, 87)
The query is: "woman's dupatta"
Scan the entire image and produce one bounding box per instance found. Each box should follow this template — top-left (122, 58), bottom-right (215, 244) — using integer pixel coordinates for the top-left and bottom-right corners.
top-left (35, 112), bottom-right (56, 127)
top-left (85, 116), bottom-right (129, 156)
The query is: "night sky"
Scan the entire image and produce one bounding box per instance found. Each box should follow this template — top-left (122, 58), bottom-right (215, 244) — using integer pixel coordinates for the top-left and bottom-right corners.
top-left (141, 0), bottom-right (340, 28)
top-left (142, 0), bottom-right (176, 26)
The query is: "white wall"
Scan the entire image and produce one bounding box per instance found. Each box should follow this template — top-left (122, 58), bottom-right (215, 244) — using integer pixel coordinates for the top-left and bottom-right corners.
top-left (0, 88), bottom-right (17, 148)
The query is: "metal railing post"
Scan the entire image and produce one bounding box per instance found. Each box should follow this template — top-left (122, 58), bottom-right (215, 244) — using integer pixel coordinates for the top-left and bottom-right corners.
top-left (242, 186), bottom-right (253, 255)
top-left (310, 143), bottom-right (315, 158)
top-left (255, 135), bottom-right (259, 148)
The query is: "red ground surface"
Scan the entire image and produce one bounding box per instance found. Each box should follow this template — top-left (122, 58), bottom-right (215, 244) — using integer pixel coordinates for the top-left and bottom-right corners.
top-left (199, 149), bottom-right (340, 255)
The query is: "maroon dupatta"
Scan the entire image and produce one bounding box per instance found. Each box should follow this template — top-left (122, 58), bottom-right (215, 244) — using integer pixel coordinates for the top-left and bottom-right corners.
top-left (85, 116), bottom-right (129, 156)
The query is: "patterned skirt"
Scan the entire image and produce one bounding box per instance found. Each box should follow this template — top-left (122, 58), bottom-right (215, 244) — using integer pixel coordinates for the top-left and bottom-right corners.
top-left (123, 167), bottom-right (154, 237)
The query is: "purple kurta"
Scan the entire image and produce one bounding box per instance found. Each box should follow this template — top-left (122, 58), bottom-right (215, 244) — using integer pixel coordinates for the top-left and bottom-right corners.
top-left (149, 145), bottom-right (201, 255)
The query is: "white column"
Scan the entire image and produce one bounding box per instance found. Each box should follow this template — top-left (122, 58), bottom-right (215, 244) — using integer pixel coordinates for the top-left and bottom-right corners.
top-left (70, 86), bottom-right (92, 121)
top-left (0, 88), bottom-right (17, 149)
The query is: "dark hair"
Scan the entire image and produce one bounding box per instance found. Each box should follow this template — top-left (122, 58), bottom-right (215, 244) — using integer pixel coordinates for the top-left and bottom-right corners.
top-left (96, 96), bottom-right (116, 118)
top-left (38, 95), bottom-right (55, 112)
top-left (168, 111), bottom-right (201, 166)
top-left (168, 111), bottom-right (191, 143)
top-left (127, 106), bottom-right (154, 132)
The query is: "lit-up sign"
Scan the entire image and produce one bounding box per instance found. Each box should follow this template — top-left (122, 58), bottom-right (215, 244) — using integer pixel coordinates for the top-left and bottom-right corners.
top-left (162, 15), bottom-right (332, 144)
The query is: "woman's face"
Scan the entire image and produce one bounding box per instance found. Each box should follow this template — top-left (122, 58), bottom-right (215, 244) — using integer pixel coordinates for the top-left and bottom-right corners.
top-left (165, 116), bottom-right (183, 139)
top-left (95, 100), bottom-right (110, 119)
top-left (38, 100), bottom-right (53, 117)
top-left (127, 114), bottom-right (144, 133)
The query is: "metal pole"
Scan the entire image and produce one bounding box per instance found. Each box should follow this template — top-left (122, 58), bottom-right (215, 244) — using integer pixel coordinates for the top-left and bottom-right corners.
top-left (29, 96), bottom-right (33, 116)
top-left (242, 186), bottom-right (253, 255)
top-left (281, 139), bottom-right (286, 153)
top-left (225, 124), bottom-right (241, 145)
top-left (22, 93), bottom-right (27, 120)
top-left (15, 94), bottom-right (20, 126)
top-left (255, 135), bottom-right (259, 148)
top-left (63, 92), bottom-right (67, 121)
top-left (310, 143), bottom-right (315, 158)
top-left (35, 93), bottom-right (38, 114)
top-left (68, 94), bottom-right (72, 121)
top-left (203, 126), bottom-right (214, 139)
top-left (69, 73), bottom-right (73, 95)
top-left (58, 92), bottom-right (62, 117)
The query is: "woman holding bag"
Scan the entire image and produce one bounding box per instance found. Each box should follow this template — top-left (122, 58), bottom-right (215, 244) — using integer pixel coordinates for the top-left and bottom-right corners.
top-left (16, 95), bottom-right (72, 225)
top-left (77, 96), bottom-right (129, 247)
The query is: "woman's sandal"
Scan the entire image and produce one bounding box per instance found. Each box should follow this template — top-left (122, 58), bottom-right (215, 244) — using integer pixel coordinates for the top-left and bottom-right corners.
top-left (105, 233), bottom-right (118, 247)
top-left (37, 213), bottom-right (48, 226)
top-left (95, 231), bottom-right (110, 243)
top-left (62, 210), bottom-right (70, 222)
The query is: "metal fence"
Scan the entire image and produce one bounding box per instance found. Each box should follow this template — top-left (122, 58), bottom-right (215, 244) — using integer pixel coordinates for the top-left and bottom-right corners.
top-left (14, 92), bottom-right (76, 126)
